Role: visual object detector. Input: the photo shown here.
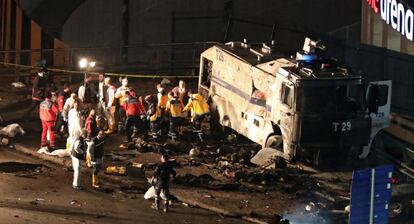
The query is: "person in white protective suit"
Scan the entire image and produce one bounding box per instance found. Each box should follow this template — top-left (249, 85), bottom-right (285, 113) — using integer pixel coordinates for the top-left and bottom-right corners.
top-left (68, 102), bottom-right (83, 143)
top-left (71, 129), bottom-right (87, 190)
top-left (62, 93), bottom-right (79, 121)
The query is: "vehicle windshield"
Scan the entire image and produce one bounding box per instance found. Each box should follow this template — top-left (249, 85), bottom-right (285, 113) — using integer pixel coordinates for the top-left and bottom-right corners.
top-left (297, 83), bottom-right (365, 113)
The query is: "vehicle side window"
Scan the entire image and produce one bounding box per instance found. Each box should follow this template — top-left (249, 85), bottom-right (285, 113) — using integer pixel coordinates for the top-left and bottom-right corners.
top-left (201, 57), bottom-right (212, 88)
top-left (376, 85), bottom-right (389, 106)
top-left (281, 83), bottom-right (293, 107)
top-left (367, 84), bottom-right (389, 113)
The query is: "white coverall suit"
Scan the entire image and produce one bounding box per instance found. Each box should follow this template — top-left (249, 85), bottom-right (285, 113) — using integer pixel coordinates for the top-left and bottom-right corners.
top-left (68, 108), bottom-right (83, 141)
top-left (71, 139), bottom-right (84, 187)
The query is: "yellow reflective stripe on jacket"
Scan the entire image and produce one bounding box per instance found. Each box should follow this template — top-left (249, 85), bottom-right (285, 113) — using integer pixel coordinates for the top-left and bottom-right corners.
top-left (167, 99), bottom-right (183, 117)
top-left (159, 95), bottom-right (168, 108)
top-left (184, 94), bottom-right (209, 115)
top-left (150, 107), bottom-right (161, 122)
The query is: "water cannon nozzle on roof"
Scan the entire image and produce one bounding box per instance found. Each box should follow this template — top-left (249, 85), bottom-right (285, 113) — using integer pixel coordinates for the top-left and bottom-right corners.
top-left (303, 37), bottom-right (326, 54)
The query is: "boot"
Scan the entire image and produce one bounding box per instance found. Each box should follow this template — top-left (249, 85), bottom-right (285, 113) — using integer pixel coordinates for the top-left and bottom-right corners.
top-left (163, 200), bottom-right (169, 213)
top-left (92, 174), bottom-right (100, 188)
top-left (119, 143), bottom-right (128, 150)
top-left (86, 154), bottom-right (92, 168)
top-left (152, 198), bottom-right (160, 211)
top-left (104, 128), bottom-right (114, 134)
top-left (197, 132), bottom-right (204, 142)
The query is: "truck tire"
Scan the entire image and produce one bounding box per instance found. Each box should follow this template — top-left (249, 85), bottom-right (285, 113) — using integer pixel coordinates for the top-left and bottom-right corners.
top-left (265, 135), bottom-right (286, 168)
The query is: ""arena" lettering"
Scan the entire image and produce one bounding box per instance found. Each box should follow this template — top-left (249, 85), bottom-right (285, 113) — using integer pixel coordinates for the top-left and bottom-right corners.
top-left (369, 0), bottom-right (414, 41)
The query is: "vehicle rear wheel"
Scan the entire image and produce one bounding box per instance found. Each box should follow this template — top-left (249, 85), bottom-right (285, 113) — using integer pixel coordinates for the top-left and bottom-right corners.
top-left (265, 135), bottom-right (286, 168)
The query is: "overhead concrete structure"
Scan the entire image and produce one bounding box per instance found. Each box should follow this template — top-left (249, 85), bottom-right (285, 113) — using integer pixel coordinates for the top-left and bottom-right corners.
top-left (3, 0), bottom-right (362, 72)
top-left (16, 0), bottom-right (85, 37)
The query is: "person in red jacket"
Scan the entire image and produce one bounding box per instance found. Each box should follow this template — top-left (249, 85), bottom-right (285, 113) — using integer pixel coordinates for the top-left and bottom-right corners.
top-left (120, 91), bottom-right (145, 148)
top-left (85, 109), bottom-right (98, 140)
top-left (54, 83), bottom-right (71, 137)
top-left (39, 92), bottom-right (58, 151)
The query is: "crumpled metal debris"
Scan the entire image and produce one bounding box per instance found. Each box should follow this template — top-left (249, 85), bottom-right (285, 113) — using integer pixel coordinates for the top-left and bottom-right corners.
top-left (11, 82), bottom-right (26, 88)
top-left (105, 166), bottom-right (126, 175)
top-left (174, 174), bottom-right (240, 190)
top-left (250, 147), bottom-right (285, 168)
top-left (305, 202), bottom-right (316, 212)
top-left (70, 200), bottom-right (82, 207)
top-left (189, 148), bottom-right (200, 158)
top-left (0, 123), bottom-right (26, 138)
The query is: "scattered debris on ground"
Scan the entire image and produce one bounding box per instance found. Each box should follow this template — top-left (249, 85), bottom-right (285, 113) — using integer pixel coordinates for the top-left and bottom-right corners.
top-left (70, 200), bottom-right (82, 207)
top-left (105, 166), bottom-right (127, 175)
top-left (11, 82), bottom-right (26, 88)
top-left (0, 162), bottom-right (50, 174)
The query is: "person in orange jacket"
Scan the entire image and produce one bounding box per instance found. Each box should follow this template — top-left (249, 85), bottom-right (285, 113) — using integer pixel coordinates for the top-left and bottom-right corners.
top-left (39, 92), bottom-right (59, 151)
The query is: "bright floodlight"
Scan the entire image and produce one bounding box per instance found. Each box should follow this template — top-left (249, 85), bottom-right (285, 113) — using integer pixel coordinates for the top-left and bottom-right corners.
top-left (89, 61), bottom-right (96, 68)
top-left (79, 58), bottom-right (88, 68)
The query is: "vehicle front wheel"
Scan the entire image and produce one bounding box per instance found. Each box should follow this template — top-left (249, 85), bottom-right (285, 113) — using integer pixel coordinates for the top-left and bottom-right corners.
top-left (265, 135), bottom-right (286, 168)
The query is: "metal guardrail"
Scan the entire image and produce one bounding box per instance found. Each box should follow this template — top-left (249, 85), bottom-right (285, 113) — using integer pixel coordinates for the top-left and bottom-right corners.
top-left (372, 131), bottom-right (414, 180)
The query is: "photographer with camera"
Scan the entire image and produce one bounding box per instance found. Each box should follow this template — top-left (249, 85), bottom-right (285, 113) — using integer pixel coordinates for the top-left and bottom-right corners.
top-left (24, 67), bottom-right (51, 119)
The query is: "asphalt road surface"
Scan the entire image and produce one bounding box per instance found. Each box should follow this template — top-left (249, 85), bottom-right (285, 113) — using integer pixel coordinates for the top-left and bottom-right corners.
top-left (0, 148), bottom-right (245, 224)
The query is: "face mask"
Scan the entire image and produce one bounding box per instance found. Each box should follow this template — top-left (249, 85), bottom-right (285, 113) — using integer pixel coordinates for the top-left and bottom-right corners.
top-left (38, 72), bottom-right (44, 77)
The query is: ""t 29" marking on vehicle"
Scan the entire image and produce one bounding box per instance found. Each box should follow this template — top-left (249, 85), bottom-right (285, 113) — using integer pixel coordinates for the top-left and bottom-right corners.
top-left (332, 121), bottom-right (352, 132)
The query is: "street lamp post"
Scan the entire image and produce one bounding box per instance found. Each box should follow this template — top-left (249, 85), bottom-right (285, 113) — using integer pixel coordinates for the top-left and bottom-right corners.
top-left (78, 57), bottom-right (96, 81)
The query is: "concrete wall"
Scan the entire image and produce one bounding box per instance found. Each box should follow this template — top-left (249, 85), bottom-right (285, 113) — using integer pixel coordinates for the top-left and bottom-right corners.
top-left (61, 0), bottom-right (123, 67)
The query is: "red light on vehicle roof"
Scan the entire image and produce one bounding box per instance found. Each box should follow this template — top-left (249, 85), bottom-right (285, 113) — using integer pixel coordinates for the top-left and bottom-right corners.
top-left (391, 176), bottom-right (397, 184)
top-left (321, 63), bottom-right (331, 69)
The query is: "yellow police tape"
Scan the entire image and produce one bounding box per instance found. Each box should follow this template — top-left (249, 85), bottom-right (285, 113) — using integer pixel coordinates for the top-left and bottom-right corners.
top-left (0, 62), bottom-right (198, 79)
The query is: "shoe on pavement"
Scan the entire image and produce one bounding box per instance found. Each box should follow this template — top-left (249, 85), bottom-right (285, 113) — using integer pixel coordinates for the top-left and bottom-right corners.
top-left (72, 185), bottom-right (83, 190)
top-left (151, 203), bottom-right (159, 211)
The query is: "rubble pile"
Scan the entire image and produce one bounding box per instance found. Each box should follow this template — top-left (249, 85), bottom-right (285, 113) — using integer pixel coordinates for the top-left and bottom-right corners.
top-left (174, 173), bottom-right (241, 191)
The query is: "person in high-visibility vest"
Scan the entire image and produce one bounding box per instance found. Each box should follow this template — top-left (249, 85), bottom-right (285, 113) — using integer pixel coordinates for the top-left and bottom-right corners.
top-left (157, 84), bottom-right (168, 111)
top-left (145, 95), bottom-right (161, 139)
top-left (103, 77), bottom-right (117, 134)
top-left (89, 130), bottom-right (105, 189)
top-left (183, 90), bottom-right (210, 142)
top-left (157, 84), bottom-right (169, 134)
top-left (170, 80), bottom-right (188, 118)
top-left (115, 77), bottom-right (131, 133)
top-left (39, 92), bottom-right (59, 151)
top-left (165, 92), bottom-right (184, 140)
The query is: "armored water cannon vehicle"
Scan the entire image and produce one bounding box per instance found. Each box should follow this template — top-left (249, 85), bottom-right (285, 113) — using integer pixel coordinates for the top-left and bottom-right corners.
top-left (198, 37), bottom-right (391, 165)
